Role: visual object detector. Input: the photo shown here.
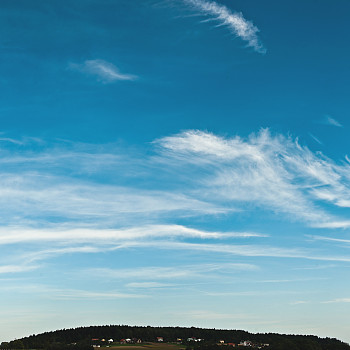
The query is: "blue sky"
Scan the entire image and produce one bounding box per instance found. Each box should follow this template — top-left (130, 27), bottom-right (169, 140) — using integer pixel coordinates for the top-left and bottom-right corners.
top-left (1, 0), bottom-right (350, 344)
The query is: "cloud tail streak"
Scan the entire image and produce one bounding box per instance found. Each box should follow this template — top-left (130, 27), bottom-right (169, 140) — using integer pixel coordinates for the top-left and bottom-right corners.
top-left (183, 0), bottom-right (266, 53)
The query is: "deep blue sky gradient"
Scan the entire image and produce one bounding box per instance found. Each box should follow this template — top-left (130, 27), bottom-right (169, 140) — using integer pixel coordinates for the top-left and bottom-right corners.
top-left (1, 0), bottom-right (350, 344)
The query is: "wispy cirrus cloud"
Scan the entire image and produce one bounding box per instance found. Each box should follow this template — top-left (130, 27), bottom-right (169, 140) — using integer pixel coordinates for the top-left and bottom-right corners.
top-left (322, 298), bottom-right (350, 304)
top-left (0, 264), bottom-right (39, 274)
top-left (156, 129), bottom-right (350, 227)
top-left (7, 234), bottom-right (350, 272)
top-left (309, 133), bottom-right (322, 145)
top-left (87, 263), bottom-right (259, 283)
top-left (69, 59), bottom-right (137, 83)
top-left (321, 115), bottom-right (343, 127)
top-left (0, 283), bottom-right (145, 300)
top-left (126, 282), bottom-right (175, 289)
top-left (0, 129), bottom-right (350, 228)
top-left (293, 264), bottom-right (337, 271)
top-left (51, 289), bottom-right (146, 300)
top-left (125, 240), bottom-right (350, 263)
top-left (0, 177), bottom-right (225, 227)
top-left (1, 129), bottom-right (350, 275)
top-left (0, 226), bottom-right (264, 274)
top-left (0, 225), bottom-right (264, 246)
top-left (4, 130), bottom-right (350, 232)
top-left (308, 235), bottom-right (350, 245)
top-left (183, 0), bottom-right (266, 53)
top-left (290, 300), bottom-right (309, 305)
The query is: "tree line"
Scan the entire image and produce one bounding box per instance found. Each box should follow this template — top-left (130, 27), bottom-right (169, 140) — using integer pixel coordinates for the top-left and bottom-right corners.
top-left (1, 325), bottom-right (349, 350)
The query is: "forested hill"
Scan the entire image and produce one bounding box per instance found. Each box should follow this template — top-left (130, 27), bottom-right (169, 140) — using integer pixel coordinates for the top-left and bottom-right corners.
top-left (1, 325), bottom-right (349, 350)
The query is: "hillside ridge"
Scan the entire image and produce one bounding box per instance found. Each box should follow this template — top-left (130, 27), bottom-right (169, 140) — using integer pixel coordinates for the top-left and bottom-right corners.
top-left (1, 325), bottom-right (349, 350)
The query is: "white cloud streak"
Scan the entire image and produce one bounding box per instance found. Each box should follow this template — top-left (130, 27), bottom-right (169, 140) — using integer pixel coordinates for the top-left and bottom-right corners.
top-left (70, 59), bottom-right (137, 83)
top-left (308, 235), bottom-right (350, 244)
top-left (1, 129), bottom-right (350, 273)
top-left (126, 282), bottom-right (175, 288)
top-left (0, 175), bottom-right (227, 227)
top-left (156, 129), bottom-right (350, 228)
top-left (88, 262), bottom-right (259, 281)
top-left (141, 241), bottom-right (350, 262)
top-left (0, 283), bottom-right (145, 299)
top-left (309, 133), bottom-right (322, 145)
top-left (50, 289), bottom-right (146, 300)
top-left (0, 225), bottom-right (263, 246)
top-left (183, 0), bottom-right (266, 53)
top-left (72, 240), bottom-right (350, 264)
top-left (290, 300), bottom-right (309, 305)
top-left (4, 130), bottom-right (350, 231)
top-left (323, 298), bottom-right (350, 304)
top-left (323, 115), bottom-right (343, 127)
top-left (0, 264), bottom-right (39, 274)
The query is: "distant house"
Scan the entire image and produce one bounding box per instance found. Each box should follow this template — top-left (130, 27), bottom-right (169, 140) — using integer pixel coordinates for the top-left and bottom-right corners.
top-left (91, 338), bottom-right (100, 347)
top-left (157, 337), bottom-right (164, 342)
top-left (108, 339), bottom-right (113, 343)
top-left (187, 337), bottom-right (202, 342)
top-left (239, 340), bottom-right (253, 347)
top-left (219, 340), bottom-right (225, 344)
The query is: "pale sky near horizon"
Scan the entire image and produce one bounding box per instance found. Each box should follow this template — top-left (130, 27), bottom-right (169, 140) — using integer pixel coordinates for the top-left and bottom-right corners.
top-left (1, 0), bottom-right (350, 344)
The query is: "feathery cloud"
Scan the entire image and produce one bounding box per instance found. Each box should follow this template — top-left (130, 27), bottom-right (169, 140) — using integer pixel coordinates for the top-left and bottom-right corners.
top-left (290, 300), bottom-right (309, 305)
top-left (1, 129), bottom-right (350, 274)
top-left (51, 289), bottom-right (145, 300)
top-left (72, 239), bottom-right (350, 263)
top-left (126, 282), bottom-right (175, 288)
top-left (322, 115), bottom-right (343, 127)
top-left (1, 129), bottom-right (350, 232)
top-left (323, 298), bottom-right (350, 304)
top-left (0, 225), bottom-right (264, 246)
top-left (309, 133), bottom-right (322, 145)
top-left (157, 129), bottom-right (350, 228)
top-left (70, 59), bottom-right (137, 83)
top-left (0, 264), bottom-right (38, 274)
top-left (183, 0), bottom-right (266, 53)
top-left (88, 263), bottom-right (258, 281)
top-left (308, 235), bottom-right (350, 244)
